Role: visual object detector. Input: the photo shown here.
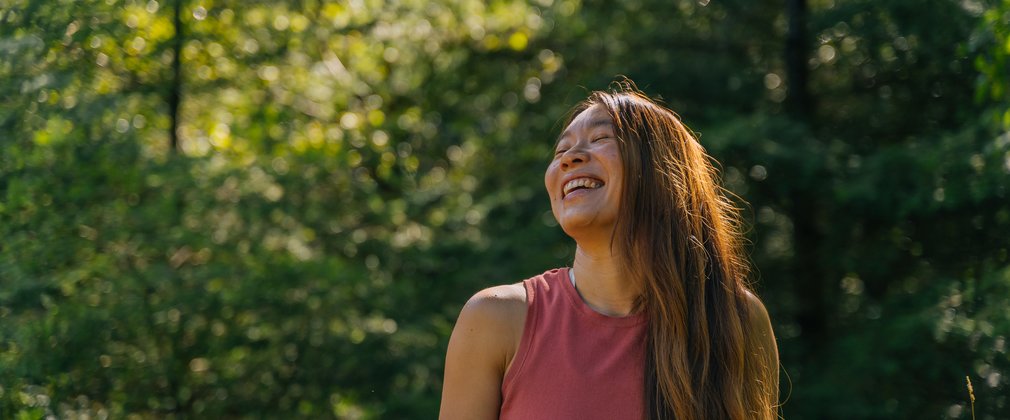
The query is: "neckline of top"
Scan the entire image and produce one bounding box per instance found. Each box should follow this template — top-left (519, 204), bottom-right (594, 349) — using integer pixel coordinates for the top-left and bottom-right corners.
top-left (558, 267), bottom-right (647, 327)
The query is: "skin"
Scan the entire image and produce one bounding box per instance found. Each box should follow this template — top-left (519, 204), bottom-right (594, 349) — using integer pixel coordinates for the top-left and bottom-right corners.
top-left (545, 105), bottom-right (638, 317)
top-left (438, 282), bottom-right (526, 420)
top-left (438, 105), bottom-right (778, 419)
top-left (745, 288), bottom-right (780, 396)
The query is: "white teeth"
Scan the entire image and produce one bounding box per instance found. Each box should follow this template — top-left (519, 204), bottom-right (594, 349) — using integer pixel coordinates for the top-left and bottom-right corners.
top-left (563, 178), bottom-right (602, 197)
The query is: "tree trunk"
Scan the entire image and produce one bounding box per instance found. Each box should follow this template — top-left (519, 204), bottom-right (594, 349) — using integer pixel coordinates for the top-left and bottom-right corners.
top-left (169, 0), bottom-right (183, 153)
top-left (792, 198), bottom-right (827, 352)
top-left (785, 0), bottom-right (810, 117)
top-left (785, 0), bottom-right (827, 352)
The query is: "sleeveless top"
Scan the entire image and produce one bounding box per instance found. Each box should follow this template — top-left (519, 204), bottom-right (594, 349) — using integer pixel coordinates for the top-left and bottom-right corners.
top-left (500, 268), bottom-right (648, 420)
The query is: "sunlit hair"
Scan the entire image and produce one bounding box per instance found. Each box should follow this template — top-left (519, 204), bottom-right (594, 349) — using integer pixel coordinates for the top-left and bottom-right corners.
top-left (562, 80), bottom-right (779, 420)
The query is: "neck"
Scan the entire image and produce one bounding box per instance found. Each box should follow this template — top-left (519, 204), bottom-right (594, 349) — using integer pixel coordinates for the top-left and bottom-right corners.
top-left (571, 244), bottom-right (641, 317)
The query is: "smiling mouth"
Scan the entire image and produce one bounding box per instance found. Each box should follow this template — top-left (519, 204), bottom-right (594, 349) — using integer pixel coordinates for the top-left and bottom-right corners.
top-left (563, 177), bottom-right (604, 198)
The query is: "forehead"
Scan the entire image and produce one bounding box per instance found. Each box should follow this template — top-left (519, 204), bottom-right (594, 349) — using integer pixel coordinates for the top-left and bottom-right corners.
top-left (559, 105), bottom-right (614, 141)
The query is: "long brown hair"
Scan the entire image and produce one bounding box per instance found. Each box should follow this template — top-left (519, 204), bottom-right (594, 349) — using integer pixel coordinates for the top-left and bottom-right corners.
top-left (563, 81), bottom-right (779, 420)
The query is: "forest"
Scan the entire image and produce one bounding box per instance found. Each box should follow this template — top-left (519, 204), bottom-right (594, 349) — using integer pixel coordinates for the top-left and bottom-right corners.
top-left (2, 0), bottom-right (1009, 418)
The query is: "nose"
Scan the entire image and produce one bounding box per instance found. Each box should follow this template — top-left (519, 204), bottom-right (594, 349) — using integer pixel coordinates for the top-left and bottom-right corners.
top-left (559, 145), bottom-right (588, 170)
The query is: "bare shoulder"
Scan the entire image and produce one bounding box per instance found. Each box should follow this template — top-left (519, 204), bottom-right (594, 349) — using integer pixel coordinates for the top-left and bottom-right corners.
top-left (741, 289), bottom-right (780, 412)
top-left (452, 283), bottom-right (528, 360)
top-left (741, 288), bottom-right (779, 363)
top-left (439, 283), bottom-right (527, 420)
top-left (742, 289), bottom-right (772, 327)
top-left (463, 283), bottom-right (527, 321)
top-left (454, 283), bottom-right (528, 354)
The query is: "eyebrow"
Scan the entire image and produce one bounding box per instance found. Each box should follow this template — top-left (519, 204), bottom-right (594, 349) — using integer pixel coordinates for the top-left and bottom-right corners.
top-left (556, 118), bottom-right (615, 144)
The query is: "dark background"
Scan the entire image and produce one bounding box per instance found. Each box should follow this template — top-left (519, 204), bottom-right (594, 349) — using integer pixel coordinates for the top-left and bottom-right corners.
top-left (2, 0), bottom-right (1009, 418)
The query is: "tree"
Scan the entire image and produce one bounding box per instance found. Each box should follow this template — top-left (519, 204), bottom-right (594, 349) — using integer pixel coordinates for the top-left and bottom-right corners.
top-left (2, 0), bottom-right (1008, 418)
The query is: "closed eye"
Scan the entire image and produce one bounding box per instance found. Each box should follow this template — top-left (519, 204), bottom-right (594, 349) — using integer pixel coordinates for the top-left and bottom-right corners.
top-left (591, 136), bottom-right (611, 143)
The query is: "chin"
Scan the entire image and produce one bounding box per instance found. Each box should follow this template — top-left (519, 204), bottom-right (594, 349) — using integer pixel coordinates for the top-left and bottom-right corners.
top-left (559, 220), bottom-right (589, 236)
top-left (558, 213), bottom-right (613, 236)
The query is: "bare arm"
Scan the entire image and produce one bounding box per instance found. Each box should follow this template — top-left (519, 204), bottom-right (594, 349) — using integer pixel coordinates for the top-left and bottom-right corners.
top-left (439, 284), bottom-right (526, 420)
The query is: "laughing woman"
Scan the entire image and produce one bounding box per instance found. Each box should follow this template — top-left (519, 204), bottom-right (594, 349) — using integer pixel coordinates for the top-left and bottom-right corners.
top-left (439, 82), bottom-right (780, 420)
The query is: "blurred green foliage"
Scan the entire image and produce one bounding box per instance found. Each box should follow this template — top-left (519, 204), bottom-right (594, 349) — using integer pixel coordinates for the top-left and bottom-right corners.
top-left (1, 0), bottom-right (1009, 418)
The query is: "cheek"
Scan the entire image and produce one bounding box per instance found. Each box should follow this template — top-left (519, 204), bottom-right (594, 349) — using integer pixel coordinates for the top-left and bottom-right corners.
top-left (604, 149), bottom-right (624, 183)
top-left (544, 163), bottom-right (558, 197)
top-left (603, 150), bottom-right (625, 203)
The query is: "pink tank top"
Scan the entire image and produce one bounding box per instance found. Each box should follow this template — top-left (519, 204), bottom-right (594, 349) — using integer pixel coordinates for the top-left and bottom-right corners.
top-left (500, 268), bottom-right (648, 419)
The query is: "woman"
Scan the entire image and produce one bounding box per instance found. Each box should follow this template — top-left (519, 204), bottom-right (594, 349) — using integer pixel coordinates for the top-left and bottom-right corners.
top-left (439, 82), bottom-right (779, 420)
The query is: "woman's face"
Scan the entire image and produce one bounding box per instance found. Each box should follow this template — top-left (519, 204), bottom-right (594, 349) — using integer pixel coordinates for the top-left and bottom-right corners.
top-left (545, 104), bottom-right (625, 238)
